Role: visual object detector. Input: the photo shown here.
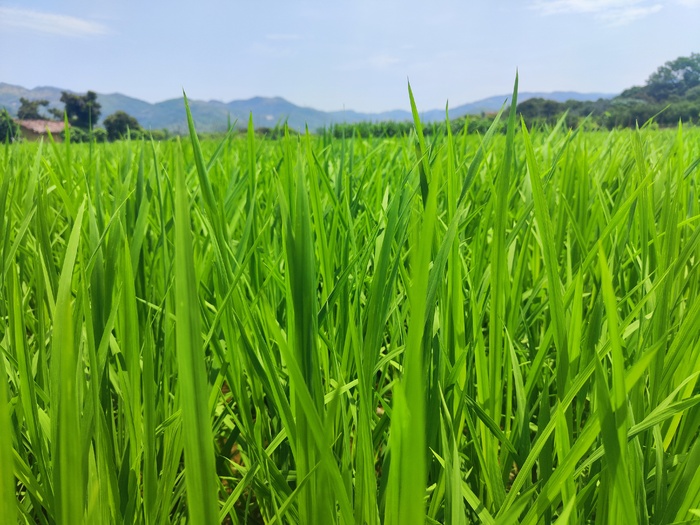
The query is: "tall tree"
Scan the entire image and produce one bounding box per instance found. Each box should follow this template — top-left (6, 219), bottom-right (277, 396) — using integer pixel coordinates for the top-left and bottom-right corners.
top-left (17, 98), bottom-right (50, 120)
top-left (645, 53), bottom-right (700, 101)
top-left (53, 91), bottom-right (102, 130)
top-left (104, 111), bottom-right (142, 141)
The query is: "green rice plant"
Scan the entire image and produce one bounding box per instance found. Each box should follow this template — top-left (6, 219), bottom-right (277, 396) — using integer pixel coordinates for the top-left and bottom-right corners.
top-left (0, 79), bottom-right (699, 524)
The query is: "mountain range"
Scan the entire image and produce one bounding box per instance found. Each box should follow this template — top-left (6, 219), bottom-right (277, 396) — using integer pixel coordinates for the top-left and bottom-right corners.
top-left (0, 82), bottom-right (615, 132)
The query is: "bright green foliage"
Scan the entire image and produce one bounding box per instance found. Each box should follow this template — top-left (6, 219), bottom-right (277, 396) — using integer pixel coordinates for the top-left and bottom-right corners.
top-left (1, 87), bottom-right (700, 525)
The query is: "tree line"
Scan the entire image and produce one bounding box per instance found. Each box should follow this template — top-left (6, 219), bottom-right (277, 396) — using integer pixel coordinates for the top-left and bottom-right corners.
top-left (1, 91), bottom-right (154, 142)
top-left (320, 53), bottom-right (700, 138)
top-left (517, 53), bottom-right (700, 129)
top-left (3, 52), bottom-right (698, 142)
top-left (321, 116), bottom-right (496, 139)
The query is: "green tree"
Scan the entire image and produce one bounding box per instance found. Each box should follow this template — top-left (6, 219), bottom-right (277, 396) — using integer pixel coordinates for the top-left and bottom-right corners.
top-left (644, 53), bottom-right (700, 101)
top-left (52, 91), bottom-right (101, 130)
top-left (517, 98), bottom-right (563, 124)
top-left (17, 98), bottom-right (50, 120)
top-left (103, 111), bottom-right (142, 141)
top-left (0, 109), bottom-right (19, 142)
top-left (686, 85), bottom-right (700, 101)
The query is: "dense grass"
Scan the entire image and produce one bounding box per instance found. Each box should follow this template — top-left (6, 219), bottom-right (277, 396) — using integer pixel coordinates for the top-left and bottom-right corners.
top-left (2, 90), bottom-right (700, 524)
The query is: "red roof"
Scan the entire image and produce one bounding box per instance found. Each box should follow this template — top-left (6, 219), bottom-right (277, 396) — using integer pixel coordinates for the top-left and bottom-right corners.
top-left (15, 120), bottom-right (66, 134)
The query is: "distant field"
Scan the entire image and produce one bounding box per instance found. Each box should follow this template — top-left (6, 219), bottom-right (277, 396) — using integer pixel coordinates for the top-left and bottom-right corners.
top-left (1, 94), bottom-right (700, 524)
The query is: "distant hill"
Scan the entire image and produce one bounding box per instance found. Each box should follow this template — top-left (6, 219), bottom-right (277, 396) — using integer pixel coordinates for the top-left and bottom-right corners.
top-left (0, 82), bottom-right (615, 132)
top-left (514, 54), bottom-right (700, 129)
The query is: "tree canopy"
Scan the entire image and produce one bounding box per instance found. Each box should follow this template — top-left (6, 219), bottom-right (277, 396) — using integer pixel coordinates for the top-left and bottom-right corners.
top-left (645, 53), bottom-right (700, 101)
top-left (104, 111), bottom-right (142, 141)
top-left (516, 52), bottom-right (700, 129)
top-left (52, 91), bottom-right (102, 130)
top-left (17, 98), bottom-right (50, 120)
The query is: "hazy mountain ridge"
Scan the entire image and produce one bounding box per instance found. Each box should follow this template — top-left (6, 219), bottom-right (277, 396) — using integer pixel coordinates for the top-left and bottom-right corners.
top-left (0, 82), bottom-right (615, 132)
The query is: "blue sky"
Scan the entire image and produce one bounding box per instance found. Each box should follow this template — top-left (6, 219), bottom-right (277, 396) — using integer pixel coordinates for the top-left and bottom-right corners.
top-left (1, 0), bottom-right (698, 112)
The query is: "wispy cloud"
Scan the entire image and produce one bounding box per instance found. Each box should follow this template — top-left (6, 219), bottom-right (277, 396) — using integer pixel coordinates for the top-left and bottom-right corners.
top-left (531, 0), bottom-right (663, 25)
top-left (0, 7), bottom-right (109, 37)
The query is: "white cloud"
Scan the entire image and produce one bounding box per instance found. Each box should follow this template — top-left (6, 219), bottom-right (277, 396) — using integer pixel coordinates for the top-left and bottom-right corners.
top-left (0, 7), bottom-right (109, 37)
top-left (531, 0), bottom-right (663, 24)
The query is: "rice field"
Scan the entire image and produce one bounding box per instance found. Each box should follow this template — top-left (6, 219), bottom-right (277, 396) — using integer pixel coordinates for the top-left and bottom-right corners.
top-left (2, 86), bottom-right (700, 524)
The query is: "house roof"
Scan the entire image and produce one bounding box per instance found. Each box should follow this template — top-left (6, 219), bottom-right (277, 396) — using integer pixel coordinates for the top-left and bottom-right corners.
top-left (15, 119), bottom-right (66, 134)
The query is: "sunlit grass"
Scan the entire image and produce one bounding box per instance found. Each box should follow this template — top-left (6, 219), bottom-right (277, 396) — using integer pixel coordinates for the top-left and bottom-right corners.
top-left (1, 84), bottom-right (700, 524)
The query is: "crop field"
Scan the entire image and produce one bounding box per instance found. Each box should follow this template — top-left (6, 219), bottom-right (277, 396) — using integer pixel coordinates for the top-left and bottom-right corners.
top-left (2, 87), bottom-right (700, 524)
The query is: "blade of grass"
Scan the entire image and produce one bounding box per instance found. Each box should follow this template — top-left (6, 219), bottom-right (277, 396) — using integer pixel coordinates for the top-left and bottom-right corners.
top-left (0, 346), bottom-right (16, 524)
top-left (53, 201), bottom-right (86, 525)
top-left (176, 100), bottom-right (220, 524)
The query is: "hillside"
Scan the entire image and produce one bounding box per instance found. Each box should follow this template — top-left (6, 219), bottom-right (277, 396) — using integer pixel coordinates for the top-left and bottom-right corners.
top-left (516, 53), bottom-right (700, 128)
top-left (0, 82), bottom-right (614, 132)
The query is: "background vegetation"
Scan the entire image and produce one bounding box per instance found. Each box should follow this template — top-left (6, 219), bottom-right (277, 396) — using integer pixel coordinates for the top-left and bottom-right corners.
top-left (516, 53), bottom-right (700, 129)
top-left (324, 53), bottom-right (700, 138)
